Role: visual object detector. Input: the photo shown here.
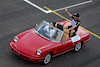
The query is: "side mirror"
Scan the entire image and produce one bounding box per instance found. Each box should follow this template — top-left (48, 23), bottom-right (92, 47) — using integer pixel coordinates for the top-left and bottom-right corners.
top-left (35, 24), bottom-right (38, 29)
top-left (36, 24), bottom-right (38, 27)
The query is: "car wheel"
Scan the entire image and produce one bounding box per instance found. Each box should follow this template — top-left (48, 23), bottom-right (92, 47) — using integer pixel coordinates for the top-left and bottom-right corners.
top-left (42, 53), bottom-right (52, 65)
top-left (74, 42), bottom-right (82, 52)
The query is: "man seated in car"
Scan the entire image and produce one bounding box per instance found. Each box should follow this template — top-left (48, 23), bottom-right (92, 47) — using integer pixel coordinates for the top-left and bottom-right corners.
top-left (64, 7), bottom-right (81, 37)
top-left (51, 7), bottom-right (81, 37)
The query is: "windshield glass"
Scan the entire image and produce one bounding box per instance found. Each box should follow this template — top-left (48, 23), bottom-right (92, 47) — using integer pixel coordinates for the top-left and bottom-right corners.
top-left (35, 21), bottom-right (63, 42)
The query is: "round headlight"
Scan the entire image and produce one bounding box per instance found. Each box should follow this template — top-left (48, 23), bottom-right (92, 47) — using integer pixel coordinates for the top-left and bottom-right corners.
top-left (14, 36), bottom-right (18, 42)
top-left (37, 50), bottom-right (41, 55)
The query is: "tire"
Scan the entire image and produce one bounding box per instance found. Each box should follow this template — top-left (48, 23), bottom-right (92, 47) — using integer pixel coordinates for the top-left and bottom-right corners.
top-left (42, 53), bottom-right (52, 65)
top-left (74, 42), bottom-right (82, 52)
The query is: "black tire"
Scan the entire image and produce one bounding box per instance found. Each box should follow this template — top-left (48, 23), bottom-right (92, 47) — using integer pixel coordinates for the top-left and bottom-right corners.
top-left (74, 42), bottom-right (82, 52)
top-left (42, 53), bottom-right (52, 65)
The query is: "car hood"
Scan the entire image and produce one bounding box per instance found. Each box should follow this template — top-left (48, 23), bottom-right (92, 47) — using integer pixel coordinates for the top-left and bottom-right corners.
top-left (15, 30), bottom-right (52, 56)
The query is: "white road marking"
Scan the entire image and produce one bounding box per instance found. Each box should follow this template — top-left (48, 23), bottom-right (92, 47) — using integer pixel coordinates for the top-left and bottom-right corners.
top-left (24, 0), bottom-right (50, 13)
top-left (53, 0), bottom-right (92, 12)
top-left (24, 0), bottom-right (92, 14)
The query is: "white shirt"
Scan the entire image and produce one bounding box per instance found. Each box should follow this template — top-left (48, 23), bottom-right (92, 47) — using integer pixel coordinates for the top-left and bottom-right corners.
top-left (43, 25), bottom-right (55, 37)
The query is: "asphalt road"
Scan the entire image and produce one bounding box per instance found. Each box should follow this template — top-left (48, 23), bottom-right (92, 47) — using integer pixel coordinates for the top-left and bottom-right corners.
top-left (0, 0), bottom-right (100, 67)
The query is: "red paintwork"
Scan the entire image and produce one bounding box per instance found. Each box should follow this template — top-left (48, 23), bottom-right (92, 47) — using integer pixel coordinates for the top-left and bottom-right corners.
top-left (10, 21), bottom-right (90, 63)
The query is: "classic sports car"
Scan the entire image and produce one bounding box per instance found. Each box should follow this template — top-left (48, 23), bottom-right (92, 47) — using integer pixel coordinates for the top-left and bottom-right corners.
top-left (10, 21), bottom-right (90, 64)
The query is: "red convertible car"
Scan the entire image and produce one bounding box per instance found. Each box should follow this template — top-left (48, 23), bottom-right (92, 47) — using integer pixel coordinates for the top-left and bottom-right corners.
top-left (10, 21), bottom-right (90, 64)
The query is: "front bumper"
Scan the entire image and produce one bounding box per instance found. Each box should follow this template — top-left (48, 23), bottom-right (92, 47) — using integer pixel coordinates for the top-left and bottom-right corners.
top-left (10, 42), bottom-right (44, 63)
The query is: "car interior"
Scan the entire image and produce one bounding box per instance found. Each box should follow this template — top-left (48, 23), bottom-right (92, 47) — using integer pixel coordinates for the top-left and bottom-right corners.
top-left (51, 22), bottom-right (76, 41)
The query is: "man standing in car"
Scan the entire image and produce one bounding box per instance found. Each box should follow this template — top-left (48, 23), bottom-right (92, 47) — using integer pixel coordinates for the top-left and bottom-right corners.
top-left (64, 7), bottom-right (81, 37)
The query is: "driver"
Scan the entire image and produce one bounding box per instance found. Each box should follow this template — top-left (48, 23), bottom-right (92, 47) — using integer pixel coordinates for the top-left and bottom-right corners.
top-left (43, 25), bottom-right (55, 37)
top-left (64, 7), bottom-right (81, 37)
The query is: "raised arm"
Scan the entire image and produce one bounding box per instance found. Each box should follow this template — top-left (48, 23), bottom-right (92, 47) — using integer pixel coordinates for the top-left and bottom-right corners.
top-left (65, 7), bottom-right (72, 17)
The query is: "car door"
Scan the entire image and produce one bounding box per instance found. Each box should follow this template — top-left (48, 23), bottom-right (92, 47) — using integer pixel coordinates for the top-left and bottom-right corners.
top-left (56, 35), bottom-right (81, 54)
top-left (51, 27), bottom-right (73, 55)
top-left (53, 38), bottom-right (73, 54)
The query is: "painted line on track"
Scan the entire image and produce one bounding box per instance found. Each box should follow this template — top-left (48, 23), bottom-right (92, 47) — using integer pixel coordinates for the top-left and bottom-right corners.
top-left (44, 6), bottom-right (100, 39)
top-left (24, 0), bottom-right (50, 13)
top-left (24, 0), bottom-right (92, 14)
top-left (53, 0), bottom-right (92, 13)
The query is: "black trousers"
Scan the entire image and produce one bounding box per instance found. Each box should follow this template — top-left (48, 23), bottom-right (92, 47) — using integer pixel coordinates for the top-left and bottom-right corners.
top-left (56, 24), bottom-right (63, 31)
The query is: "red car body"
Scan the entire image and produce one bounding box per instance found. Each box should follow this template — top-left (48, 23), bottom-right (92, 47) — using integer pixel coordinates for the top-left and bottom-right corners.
top-left (10, 21), bottom-right (90, 63)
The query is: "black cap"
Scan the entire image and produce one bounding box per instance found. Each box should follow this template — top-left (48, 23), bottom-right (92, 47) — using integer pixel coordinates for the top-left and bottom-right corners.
top-left (73, 13), bottom-right (80, 17)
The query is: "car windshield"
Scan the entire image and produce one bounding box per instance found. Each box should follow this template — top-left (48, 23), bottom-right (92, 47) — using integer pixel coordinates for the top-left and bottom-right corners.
top-left (35, 21), bottom-right (64, 42)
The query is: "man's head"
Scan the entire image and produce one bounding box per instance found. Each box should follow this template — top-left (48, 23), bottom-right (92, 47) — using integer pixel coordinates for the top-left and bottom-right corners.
top-left (73, 13), bottom-right (80, 20)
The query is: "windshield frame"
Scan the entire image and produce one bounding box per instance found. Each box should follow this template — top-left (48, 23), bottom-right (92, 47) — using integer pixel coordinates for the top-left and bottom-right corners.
top-left (35, 21), bottom-right (64, 43)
